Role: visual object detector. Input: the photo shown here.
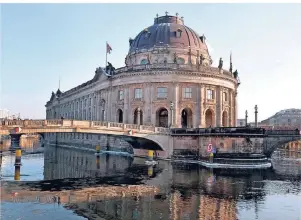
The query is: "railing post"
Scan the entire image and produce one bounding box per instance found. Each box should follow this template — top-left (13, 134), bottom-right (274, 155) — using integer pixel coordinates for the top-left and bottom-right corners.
top-left (139, 125), bottom-right (142, 131)
top-left (107, 122), bottom-right (110, 128)
top-left (123, 124), bottom-right (127, 130)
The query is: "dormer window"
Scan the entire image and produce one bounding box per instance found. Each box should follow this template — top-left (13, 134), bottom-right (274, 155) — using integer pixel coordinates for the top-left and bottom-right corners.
top-left (140, 59), bottom-right (148, 65)
top-left (144, 29), bottom-right (151, 38)
top-left (177, 57), bottom-right (185, 64)
top-left (176, 28), bottom-right (182, 38)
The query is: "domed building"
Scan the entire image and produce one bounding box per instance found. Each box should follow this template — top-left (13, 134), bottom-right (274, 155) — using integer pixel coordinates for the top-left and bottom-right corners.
top-left (45, 13), bottom-right (240, 129)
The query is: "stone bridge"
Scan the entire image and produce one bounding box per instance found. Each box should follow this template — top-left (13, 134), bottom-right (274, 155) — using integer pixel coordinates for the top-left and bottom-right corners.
top-left (0, 119), bottom-right (173, 157)
top-left (1, 120), bottom-right (300, 158)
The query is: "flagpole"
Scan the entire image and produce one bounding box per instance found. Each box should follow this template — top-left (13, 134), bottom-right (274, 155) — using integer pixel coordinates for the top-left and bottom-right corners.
top-left (105, 41), bottom-right (107, 68)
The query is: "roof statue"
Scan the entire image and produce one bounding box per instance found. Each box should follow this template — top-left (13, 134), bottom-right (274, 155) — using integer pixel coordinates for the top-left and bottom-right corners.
top-left (50, 92), bottom-right (56, 101)
top-left (200, 54), bottom-right (205, 65)
top-left (233, 69), bottom-right (238, 79)
top-left (105, 62), bottom-right (116, 76)
top-left (229, 52), bottom-right (233, 73)
top-left (173, 52), bottom-right (178, 63)
top-left (56, 89), bottom-right (62, 97)
top-left (218, 57), bottom-right (223, 69)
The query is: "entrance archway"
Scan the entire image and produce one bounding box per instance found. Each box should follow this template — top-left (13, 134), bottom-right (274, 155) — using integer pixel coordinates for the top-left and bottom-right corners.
top-left (133, 108), bottom-right (143, 125)
top-left (205, 109), bottom-right (214, 127)
top-left (181, 108), bottom-right (193, 128)
top-left (117, 109), bottom-right (123, 123)
top-left (222, 111), bottom-right (228, 127)
top-left (156, 108), bottom-right (168, 127)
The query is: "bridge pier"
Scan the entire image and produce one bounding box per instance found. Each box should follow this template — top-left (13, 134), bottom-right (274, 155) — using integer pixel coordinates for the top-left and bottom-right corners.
top-left (9, 134), bottom-right (22, 151)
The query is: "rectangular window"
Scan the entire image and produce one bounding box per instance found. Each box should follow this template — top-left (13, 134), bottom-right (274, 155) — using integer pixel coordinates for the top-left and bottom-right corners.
top-left (134, 88), bottom-right (142, 99)
top-left (157, 87), bottom-right (167, 98)
top-left (183, 87), bottom-right (192, 98)
top-left (223, 92), bottom-right (227, 101)
top-left (119, 90), bottom-right (124, 100)
top-left (207, 89), bottom-right (214, 100)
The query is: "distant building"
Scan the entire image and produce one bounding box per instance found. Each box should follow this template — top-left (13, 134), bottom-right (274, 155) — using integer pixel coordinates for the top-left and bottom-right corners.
top-left (0, 109), bottom-right (9, 119)
top-left (0, 109), bottom-right (21, 120)
top-left (236, 119), bottom-right (255, 127)
top-left (236, 119), bottom-right (245, 127)
top-left (260, 108), bottom-right (301, 129)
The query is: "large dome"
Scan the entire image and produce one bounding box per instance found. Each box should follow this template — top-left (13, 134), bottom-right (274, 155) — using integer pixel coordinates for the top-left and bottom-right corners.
top-left (129, 15), bottom-right (209, 53)
top-left (125, 14), bottom-right (212, 67)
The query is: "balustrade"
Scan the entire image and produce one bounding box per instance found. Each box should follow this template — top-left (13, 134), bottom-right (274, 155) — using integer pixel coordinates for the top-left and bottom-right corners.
top-left (0, 119), bottom-right (170, 134)
top-left (114, 63), bottom-right (233, 77)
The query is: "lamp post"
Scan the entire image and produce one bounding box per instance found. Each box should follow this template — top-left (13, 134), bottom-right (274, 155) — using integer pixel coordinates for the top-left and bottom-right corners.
top-left (245, 110), bottom-right (248, 127)
top-left (170, 101), bottom-right (174, 128)
top-left (254, 105), bottom-right (258, 127)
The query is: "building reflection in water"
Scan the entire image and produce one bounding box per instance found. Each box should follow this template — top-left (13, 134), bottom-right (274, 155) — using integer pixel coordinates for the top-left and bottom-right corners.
top-left (41, 145), bottom-right (301, 220)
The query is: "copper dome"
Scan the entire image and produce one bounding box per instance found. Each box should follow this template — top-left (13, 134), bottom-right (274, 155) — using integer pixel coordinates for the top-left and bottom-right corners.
top-left (128, 15), bottom-right (210, 54)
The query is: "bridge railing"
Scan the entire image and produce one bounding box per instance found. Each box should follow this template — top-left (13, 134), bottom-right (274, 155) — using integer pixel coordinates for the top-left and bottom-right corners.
top-left (0, 119), bottom-right (170, 134)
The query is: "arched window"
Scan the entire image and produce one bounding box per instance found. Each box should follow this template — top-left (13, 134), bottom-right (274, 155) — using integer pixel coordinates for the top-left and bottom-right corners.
top-left (140, 59), bottom-right (148, 65)
top-left (177, 57), bottom-right (185, 64)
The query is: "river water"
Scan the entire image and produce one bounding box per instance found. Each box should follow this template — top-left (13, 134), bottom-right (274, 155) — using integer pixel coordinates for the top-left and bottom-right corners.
top-left (1, 146), bottom-right (301, 220)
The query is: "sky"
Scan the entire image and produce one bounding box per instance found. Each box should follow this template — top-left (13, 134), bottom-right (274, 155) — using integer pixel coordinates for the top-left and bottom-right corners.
top-left (1, 4), bottom-right (301, 121)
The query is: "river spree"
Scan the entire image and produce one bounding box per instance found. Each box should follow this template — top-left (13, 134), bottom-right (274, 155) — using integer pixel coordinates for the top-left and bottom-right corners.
top-left (1, 146), bottom-right (301, 220)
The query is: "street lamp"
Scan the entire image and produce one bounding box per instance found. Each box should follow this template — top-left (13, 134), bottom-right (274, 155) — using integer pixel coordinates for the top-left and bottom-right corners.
top-left (170, 101), bottom-right (174, 128)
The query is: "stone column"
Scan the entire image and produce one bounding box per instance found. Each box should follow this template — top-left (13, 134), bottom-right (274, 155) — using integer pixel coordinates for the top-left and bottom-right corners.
top-left (255, 105), bottom-right (258, 127)
top-left (137, 107), bottom-right (141, 125)
top-left (170, 101), bottom-right (174, 127)
top-left (200, 84), bottom-right (205, 127)
top-left (123, 86), bottom-right (129, 124)
top-left (229, 91), bottom-right (234, 126)
top-left (216, 86), bottom-right (223, 127)
top-left (107, 87), bottom-right (112, 121)
top-left (174, 83), bottom-right (180, 127)
top-left (195, 85), bottom-right (201, 127)
top-left (144, 83), bottom-right (151, 125)
top-left (245, 110), bottom-right (248, 126)
top-left (235, 90), bottom-right (238, 126)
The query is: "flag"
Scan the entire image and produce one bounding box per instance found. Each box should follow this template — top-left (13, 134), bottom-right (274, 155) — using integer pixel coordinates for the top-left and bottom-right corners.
top-left (106, 42), bottom-right (112, 54)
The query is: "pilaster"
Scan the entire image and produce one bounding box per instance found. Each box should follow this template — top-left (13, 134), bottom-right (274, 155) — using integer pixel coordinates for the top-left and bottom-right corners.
top-left (195, 85), bottom-right (201, 128)
top-left (174, 83), bottom-right (180, 127)
top-left (200, 84), bottom-right (205, 128)
top-left (216, 86), bottom-right (223, 127)
top-left (123, 86), bottom-right (129, 124)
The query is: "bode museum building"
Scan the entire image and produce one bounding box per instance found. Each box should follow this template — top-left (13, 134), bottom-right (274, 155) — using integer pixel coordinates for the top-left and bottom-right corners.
top-left (45, 14), bottom-right (240, 129)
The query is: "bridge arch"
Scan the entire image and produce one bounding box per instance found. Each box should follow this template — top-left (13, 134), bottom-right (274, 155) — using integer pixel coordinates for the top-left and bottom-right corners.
top-left (263, 136), bottom-right (301, 157)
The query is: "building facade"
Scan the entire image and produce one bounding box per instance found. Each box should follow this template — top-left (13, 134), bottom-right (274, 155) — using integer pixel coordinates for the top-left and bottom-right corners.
top-left (45, 14), bottom-right (239, 129)
top-left (260, 108), bottom-right (301, 129)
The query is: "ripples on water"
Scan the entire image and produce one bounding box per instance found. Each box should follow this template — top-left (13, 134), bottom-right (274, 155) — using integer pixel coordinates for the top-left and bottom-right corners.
top-left (1, 146), bottom-right (301, 220)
